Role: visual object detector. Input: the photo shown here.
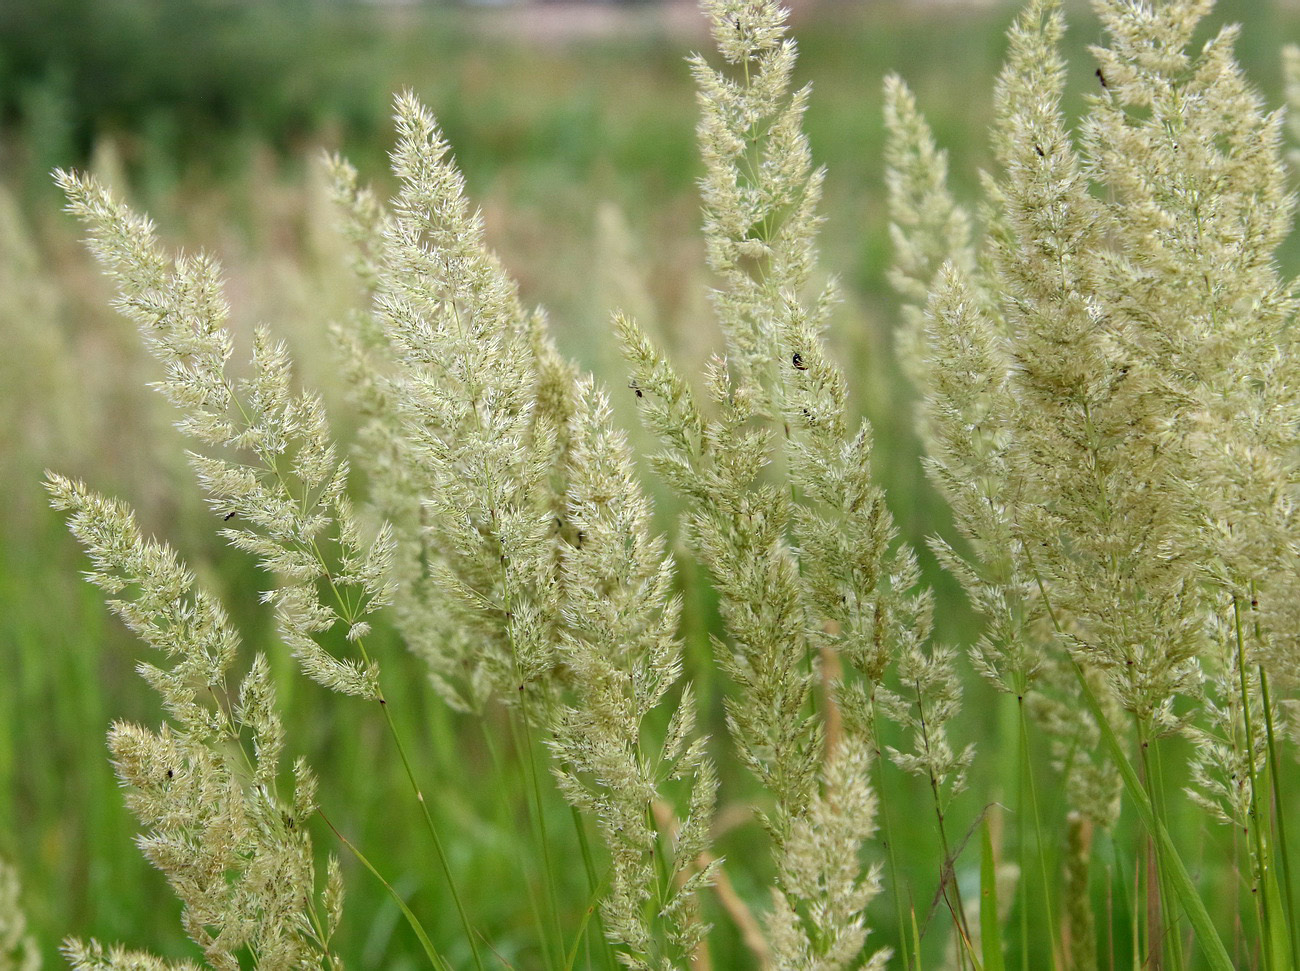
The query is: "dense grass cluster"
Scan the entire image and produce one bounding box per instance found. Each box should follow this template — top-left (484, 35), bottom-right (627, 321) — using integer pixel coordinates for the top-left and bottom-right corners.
top-left (4, 0), bottom-right (1300, 969)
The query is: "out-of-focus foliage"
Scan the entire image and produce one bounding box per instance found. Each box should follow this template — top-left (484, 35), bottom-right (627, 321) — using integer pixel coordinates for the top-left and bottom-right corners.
top-left (0, 0), bottom-right (405, 179)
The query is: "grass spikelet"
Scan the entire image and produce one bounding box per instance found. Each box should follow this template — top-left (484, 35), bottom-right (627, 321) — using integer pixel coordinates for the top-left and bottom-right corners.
top-left (37, 0), bottom-right (1300, 968)
top-left (55, 170), bottom-right (388, 701)
top-left (892, 0), bottom-right (1300, 964)
top-left (550, 377), bottom-right (716, 969)
top-left (883, 74), bottom-right (976, 392)
top-left (626, 1), bottom-right (954, 965)
top-left (338, 92), bottom-right (568, 711)
top-left (46, 474), bottom-right (343, 971)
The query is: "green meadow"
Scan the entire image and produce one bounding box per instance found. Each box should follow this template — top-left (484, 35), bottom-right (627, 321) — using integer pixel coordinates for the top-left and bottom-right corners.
top-left (3, 1), bottom-right (1300, 968)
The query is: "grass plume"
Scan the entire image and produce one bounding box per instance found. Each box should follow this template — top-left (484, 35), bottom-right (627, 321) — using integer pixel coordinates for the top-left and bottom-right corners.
top-left (37, 0), bottom-right (1300, 968)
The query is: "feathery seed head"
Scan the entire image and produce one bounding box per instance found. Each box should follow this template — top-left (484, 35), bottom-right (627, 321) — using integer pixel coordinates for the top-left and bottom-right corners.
top-left (48, 475), bottom-right (344, 970)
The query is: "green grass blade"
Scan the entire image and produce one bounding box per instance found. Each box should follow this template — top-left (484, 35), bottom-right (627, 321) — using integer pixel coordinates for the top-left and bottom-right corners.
top-left (564, 869), bottom-right (612, 971)
top-left (911, 904), bottom-right (924, 969)
top-left (319, 809), bottom-right (452, 971)
top-left (1259, 668), bottom-right (1300, 969)
top-left (1266, 866), bottom-right (1291, 970)
top-left (376, 697), bottom-right (485, 971)
top-left (1067, 659), bottom-right (1232, 971)
top-left (981, 816), bottom-right (1006, 971)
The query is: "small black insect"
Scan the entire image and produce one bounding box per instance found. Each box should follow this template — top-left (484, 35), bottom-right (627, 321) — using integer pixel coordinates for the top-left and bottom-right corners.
top-left (792, 352), bottom-right (808, 371)
top-left (1034, 144), bottom-right (1045, 158)
top-left (1096, 68), bottom-right (1108, 89)
top-left (223, 511), bottom-right (236, 521)
top-left (166, 769), bottom-right (174, 779)
top-left (628, 379), bottom-right (643, 399)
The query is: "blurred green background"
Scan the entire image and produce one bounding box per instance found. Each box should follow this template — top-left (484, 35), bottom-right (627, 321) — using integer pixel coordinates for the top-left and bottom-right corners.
top-left (3, 0), bottom-right (1299, 967)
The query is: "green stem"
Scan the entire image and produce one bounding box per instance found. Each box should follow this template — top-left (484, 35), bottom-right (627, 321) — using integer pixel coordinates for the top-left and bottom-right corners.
top-left (1079, 679), bottom-right (1230, 969)
top-left (912, 678), bottom-right (975, 966)
top-left (569, 803), bottom-right (619, 970)
top-left (1233, 596), bottom-right (1273, 970)
top-left (1017, 707), bottom-right (1028, 971)
top-left (318, 808), bottom-right (451, 971)
top-left (1026, 565), bottom-right (1232, 970)
top-left (513, 696), bottom-right (567, 970)
top-left (1017, 695), bottom-right (1060, 969)
top-left (1146, 726), bottom-right (1185, 971)
top-left (1259, 668), bottom-right (1300, 969)
top-left (378, 695), bottom-right (484, 971)
top-left (872, 701), bottom-right (914, 971)
top-left (482, 720), bottom-right (551, 957)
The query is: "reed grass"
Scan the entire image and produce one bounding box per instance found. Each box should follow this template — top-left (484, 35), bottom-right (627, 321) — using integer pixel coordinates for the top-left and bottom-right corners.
top-left (7, 0), bottom-right (1299, 968)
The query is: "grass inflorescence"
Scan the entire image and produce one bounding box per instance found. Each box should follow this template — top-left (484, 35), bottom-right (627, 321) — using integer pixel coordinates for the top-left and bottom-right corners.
top-left (12, 1), bottom-right (1300, 969)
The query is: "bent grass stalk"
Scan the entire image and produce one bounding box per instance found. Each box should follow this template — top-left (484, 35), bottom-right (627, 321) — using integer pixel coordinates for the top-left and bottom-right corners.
top-left (316, 808), bottom-right (450, 971)
top-left (376, 692), bottom-right (484, 971)
top-left (478, 718), bottom-right (559, 969)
